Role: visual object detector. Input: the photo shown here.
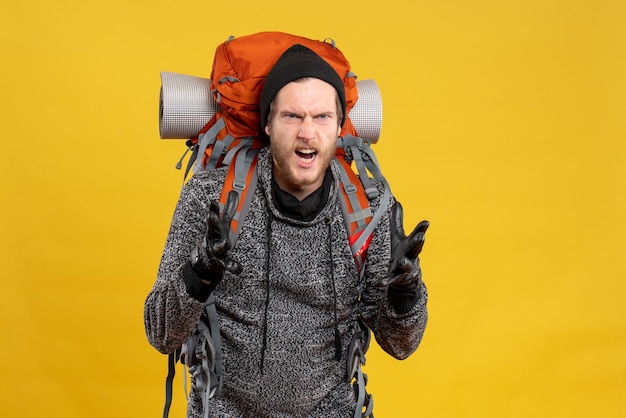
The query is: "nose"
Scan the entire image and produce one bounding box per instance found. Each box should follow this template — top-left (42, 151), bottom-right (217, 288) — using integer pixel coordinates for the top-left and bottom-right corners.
top-left (298, 116), bottom-right (316, 141)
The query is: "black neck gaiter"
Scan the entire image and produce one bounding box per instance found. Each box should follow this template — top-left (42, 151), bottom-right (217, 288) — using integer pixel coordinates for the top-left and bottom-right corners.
top-left (271, 169), bottom-right (332, 222)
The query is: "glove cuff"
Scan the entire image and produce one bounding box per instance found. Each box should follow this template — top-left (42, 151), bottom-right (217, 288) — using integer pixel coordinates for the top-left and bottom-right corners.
top-left (181, 260), bottom-right (217, 302)
top-left (387, 287), bottom-right (419, 315)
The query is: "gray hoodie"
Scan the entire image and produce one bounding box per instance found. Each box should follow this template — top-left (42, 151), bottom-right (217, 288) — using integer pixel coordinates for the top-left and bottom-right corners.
top-left (144, 147), bottom-right (428, 417)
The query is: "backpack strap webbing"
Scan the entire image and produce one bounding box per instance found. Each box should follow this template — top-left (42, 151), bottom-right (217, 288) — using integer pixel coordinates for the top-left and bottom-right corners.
top-left (192, 295), bottom-right (223, 418)
top-left (205, 294), bottom-right (224, 397)
top-left (335, 135), bottom-right (392, 275)
top-left (347, 320), bottom-right (374, 418)
top-left (193, 118), bottom-right (228, 172)
top-left (335, 157), bottom-right (372, 233)
top-left (334, 157), bottom-right (373, 275)
top-left (177, 117), bottom-right (228, 182)
top-left (218, 145), bottom-right (261, 242)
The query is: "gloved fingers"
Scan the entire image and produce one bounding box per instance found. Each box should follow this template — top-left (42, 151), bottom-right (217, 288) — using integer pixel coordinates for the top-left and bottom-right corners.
top-left (204, 254), bottom-right (242, 275)
top-left (410, 220), bottom-right (430, 237)
top-left (205, 203), bottom-right (226, 240)
top-left (377, 275), bottom-right (393, 288)
top-left (209, 237), bottom-right (232, 257)
top-left (385, 274), bottom-right (414, 289)
top-left (205, 191), bottom-right (239, 244)
top-left (390, 202), bottom-right (407, 245)
top-left (224, 257), bottom-right (243, 275)
top-left (209, 200), bottom-right (220, 215)
top-left (378, 270), bottom-right (421, 289)
top-left (381, 269), bottom-right (422, 290)
top-left (214, 192), bottom-right (239, 256)
top-left (202, 256), bottom-right (223, 273)
top-left (204, 213), bottom-right (228, 258)
top-left (221, 190), bottom-right (239, 228)
top-left (380, 252), bottom-right (422, 286)
top-left (384, 202), bottom-right (427, 290)
top-left (200, 211), bottom-right (230, 261)
top-left (197, 192), bottom-right (242, 275)
top-left (405, 220), bottom-right (429, 259)
top-left (380, 256), bottom-right (410, 286)
top-left (391, 202), bottom-right (429, 256)
top-left (389, 255), bottom-right (412, 275)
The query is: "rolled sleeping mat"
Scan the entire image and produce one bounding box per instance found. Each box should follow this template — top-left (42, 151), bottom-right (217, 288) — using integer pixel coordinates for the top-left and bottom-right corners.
top-left (159, 71), bottom-right (383, 143)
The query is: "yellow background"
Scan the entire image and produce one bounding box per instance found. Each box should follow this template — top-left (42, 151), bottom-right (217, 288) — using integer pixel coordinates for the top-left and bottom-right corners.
top-left (1, 0), bottom-right (625, 417)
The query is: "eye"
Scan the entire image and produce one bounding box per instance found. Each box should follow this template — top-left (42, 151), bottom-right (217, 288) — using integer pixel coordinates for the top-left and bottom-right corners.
top-left (282, 112), bottom-right (301, 120)
top-left (315, 113), bottom-right (334, 122)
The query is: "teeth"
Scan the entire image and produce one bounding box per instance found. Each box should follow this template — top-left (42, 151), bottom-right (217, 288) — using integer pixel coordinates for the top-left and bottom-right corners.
top-left (296, 149), bottom-right (316, 161)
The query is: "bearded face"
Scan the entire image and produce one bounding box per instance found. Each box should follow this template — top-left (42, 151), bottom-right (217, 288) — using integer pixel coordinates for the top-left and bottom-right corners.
top-left (265, 78), bottom-right (341, 201)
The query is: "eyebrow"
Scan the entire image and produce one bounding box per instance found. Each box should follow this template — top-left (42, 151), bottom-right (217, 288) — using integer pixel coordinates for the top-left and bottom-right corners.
top-left (279, 109), bottom-right (336, 117)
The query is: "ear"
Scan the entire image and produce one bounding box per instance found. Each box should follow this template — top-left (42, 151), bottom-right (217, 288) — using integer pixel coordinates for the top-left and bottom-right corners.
top-left (265, 125), bottom-right (271, 137)
top-left (336, 124), bottom-right (341, 138)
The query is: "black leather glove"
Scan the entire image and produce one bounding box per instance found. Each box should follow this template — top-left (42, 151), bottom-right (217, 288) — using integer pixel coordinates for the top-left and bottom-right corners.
top-left (182, 191), bottom-right (242, 301)
top-left (380, 201), bottom-right (429, 295)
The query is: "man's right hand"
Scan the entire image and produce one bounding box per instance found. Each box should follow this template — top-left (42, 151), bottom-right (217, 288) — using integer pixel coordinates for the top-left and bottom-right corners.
top-left (190, 191), bottom-right (243, 283)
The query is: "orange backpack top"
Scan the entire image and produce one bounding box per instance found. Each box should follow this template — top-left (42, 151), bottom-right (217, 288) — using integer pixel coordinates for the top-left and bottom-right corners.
top-left (208, 31), bottom-right (359, 142)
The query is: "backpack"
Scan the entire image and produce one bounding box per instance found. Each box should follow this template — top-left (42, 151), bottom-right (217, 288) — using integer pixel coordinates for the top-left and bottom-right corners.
top-left (158, 31), bottom-right (387, 418)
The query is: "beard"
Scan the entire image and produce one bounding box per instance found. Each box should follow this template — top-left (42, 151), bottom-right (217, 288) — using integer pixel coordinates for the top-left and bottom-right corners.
top-left (269, 140), bottom-right (335, 196)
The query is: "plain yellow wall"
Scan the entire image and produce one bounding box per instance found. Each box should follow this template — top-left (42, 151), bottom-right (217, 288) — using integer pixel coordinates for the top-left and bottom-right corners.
top-left (1, 1), bottom-right (625, 417)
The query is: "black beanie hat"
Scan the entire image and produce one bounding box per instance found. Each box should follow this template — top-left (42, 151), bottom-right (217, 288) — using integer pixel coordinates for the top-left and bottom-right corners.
top-left (260, 44), bottom-right (346, 129)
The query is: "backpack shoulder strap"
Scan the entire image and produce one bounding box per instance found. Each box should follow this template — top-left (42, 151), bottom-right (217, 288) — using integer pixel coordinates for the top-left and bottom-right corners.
top-left (334, 157), bottom-right (373, 274)
top-left (161, 295), bottom-right (222, 418)
top-left (162, 347), bottom-right (181, 418)
top-left (163, 140), bottom-right (259, 416)
top-left (335, 135), bottom-right (392, 275)
top-left (218, 143), bottom-right (261, 242)
top-left (194, 295), bottom-right (223, 413)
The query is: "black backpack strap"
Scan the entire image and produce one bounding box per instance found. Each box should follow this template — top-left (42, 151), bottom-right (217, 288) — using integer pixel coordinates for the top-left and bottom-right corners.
top-left (347, 320), bottom-right (374, 418)
top-left (163, 347), bottom-right (181, 418)
top-left (161, 295), bottom-right (223, 418)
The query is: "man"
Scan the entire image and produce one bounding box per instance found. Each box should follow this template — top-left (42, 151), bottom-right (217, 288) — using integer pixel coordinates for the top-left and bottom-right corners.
top-left (145, 44), bottom-right (429, 417)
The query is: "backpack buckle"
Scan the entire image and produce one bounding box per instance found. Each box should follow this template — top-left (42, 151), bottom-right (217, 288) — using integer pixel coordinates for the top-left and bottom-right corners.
top-left (233, 180), bottom-right (246, 191)
top-left (365, 187), bottom-right (379, 200)
top-left (344, 183), bottom-right (357, 195)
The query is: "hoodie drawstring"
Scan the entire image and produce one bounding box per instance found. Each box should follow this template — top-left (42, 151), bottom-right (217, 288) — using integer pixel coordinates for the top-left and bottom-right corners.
top-left (326, 216), bottom-right (342, 361)
top-left (260, 214), bottom-right (342, 374)
top-left (260, 213), bottom-right (273, 375)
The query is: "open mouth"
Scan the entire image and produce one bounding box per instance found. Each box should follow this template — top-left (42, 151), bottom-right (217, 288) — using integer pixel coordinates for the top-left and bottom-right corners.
top-left (295, 149), bottom-right (317, 162)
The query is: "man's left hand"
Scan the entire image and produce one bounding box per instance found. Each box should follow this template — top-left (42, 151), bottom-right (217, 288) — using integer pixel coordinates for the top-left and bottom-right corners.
top-left (379, 202), bottom-right (429, 292)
